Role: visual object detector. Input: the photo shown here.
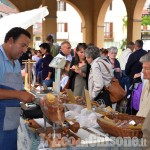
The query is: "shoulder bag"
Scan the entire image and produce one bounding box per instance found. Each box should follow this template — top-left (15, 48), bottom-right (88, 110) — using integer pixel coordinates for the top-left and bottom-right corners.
top-left (99, 61), bottom-right (126, 103)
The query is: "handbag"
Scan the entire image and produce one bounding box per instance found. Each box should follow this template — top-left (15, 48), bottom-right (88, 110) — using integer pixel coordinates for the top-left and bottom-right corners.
top-left (131, 82), bottom-right (143, 111)
top-left (94, 88), bottom-right (112, 107)
top-left (99, 61), bottom-right (126, 103)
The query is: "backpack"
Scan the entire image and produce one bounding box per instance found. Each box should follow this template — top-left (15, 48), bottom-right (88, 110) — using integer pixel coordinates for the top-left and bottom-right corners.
top-left (131, 82), bottom-right (143, 111)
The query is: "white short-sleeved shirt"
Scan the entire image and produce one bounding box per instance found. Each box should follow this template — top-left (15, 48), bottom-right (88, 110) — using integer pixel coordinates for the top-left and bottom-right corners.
top-left (60, 74), bottom-right (69, 89)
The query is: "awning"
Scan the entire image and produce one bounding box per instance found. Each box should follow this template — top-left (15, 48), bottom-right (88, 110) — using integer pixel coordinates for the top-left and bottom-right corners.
top-left (0, 6), bottom-right (49, 44)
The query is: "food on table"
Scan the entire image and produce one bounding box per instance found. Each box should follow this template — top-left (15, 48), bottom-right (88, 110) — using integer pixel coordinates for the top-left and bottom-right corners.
top-left (46, 93), bottom-right (57, 106)
top-left (75, 96), bottom-right (86, 105)
top-left (101, 115), bottom-right (143, 129)
top-left (41, 93), bottom-right (65, 124)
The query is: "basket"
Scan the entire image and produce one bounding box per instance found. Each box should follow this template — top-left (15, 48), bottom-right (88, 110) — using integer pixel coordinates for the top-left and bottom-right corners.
top-left (97, 114), bottom-right (145, 138)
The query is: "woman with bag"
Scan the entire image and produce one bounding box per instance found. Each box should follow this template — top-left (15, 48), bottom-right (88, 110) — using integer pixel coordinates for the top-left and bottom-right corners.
top-left (85, 45), bottom-right (114, 107)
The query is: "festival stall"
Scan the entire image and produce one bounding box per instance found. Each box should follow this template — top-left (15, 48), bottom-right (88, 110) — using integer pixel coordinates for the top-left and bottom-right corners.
top-left (20, 55), bottom-right (145, 149)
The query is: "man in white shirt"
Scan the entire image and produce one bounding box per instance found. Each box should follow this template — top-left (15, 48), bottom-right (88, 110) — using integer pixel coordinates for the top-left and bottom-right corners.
top-left (119, 42), bottom-right (134, 71)
top-left (31, 50), bottom-right (40, 85)
top-left (119, 42), bottom-right (134, 95)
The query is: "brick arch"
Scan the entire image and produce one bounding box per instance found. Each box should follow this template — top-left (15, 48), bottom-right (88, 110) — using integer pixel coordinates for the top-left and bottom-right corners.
top-left (63, 0), bottom-right (86, 42)
top-left (132, 0), bottom-right (146, 41)
top-left (97, 0), bottom-right (128, 48)
top-left (7, 0), bottom-right (20, 12)
top-left (8, 0), bottom-right (41, 12)
top-left (123, 0), bottom-right (146, 43)
top-left (97, 0), bottom-right (112, 48)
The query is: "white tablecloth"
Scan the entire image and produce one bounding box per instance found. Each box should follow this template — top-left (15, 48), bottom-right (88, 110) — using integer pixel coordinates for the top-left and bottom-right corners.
top-left (17, 117), bottom-right (143, 150)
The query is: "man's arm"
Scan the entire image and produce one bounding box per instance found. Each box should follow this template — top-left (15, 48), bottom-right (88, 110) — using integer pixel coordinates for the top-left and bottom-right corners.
top-left (45, 72), bottom-right (52, 80)
top-left (0, 89), bottom-right (35, 103)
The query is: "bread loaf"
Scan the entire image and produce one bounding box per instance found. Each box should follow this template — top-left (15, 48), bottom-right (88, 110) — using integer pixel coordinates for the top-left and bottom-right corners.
top-left (46, 93), bottom-right (57, 105)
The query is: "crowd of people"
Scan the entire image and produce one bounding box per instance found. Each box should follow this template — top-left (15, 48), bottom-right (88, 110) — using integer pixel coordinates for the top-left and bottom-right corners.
top-left (0, 27), bottom-right (150, 149)
top-left (19, 34), bottom-right (150, 117)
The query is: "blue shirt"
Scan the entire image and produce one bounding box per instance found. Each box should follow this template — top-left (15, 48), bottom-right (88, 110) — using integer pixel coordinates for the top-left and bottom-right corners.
top-left (0, 45), bottom-right (22, 84)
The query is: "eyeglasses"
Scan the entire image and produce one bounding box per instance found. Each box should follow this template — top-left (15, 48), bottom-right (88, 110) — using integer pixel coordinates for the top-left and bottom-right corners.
top-left (65, 46), bottom-right (71, 49)
top-left (110, 52), bottom-right (117, 54)
top-left (143, 68), bottom-right (150, 71)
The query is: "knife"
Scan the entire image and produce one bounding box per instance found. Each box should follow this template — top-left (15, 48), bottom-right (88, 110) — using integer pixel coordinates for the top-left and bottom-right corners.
top-left (81, 127), bottom-right (105, 138)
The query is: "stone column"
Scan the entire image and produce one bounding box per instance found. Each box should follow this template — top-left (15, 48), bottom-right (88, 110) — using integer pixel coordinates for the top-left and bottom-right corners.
top-left (27, 26), bottom-right (33, 48)
top-left (132, 19), bottom-right (142, 42)
top-left (81, 26), bottom-right (86, 43)
top-left (97, 25), bottom-right (105, 48)
top-left (81, 17), bottom-right (93, 45)
top-left (42, 0), bottom-right (57, 42)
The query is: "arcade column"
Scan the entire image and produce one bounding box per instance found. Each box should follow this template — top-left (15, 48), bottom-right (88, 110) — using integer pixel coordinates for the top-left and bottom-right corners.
top-left (27, 26), bottom-right (33, 48)
top-left (42, 0), bottom-right (57, 42)
top-left (132, 19), bottom-right (142, 42)
top-left (97, 25), bottom-right (105, 48)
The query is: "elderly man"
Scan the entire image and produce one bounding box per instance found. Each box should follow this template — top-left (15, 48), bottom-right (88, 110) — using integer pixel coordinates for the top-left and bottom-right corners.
top-left (137, 52), bottom-right (150, 117)
top-left (59, 41), bottom-right (72, 62)
top-left (139, 52), bottom-right (150, 149)
top-left (0, 27), bottom-right (35, 149)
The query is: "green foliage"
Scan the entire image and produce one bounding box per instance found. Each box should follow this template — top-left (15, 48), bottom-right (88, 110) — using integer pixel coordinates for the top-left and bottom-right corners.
top-left (141, 15), bottom-right (150, 26)
top-left (122, 16), bottom-right (127, 29)
top-left (120, 39), bottom-right (127, 50)
top-left (121, 17), bottom-right (127, 50)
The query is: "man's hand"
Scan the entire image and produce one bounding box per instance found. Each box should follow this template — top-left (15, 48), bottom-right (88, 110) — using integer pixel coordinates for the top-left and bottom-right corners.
top-left (45, 77), bottom-right (50, 80)
top-left (134, 73), bottom-right (141, 78)
top-left (18, 91), bottom-right (35, 103)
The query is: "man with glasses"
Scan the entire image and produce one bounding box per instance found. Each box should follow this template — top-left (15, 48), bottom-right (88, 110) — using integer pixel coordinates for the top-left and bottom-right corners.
top-left (59, 41), bottom-right (72, 62)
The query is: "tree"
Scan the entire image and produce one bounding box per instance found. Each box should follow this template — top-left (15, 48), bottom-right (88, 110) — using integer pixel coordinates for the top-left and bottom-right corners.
top-left (122, 16), bottom-right (127, 29)
top-left (141, 15), bottom-right (150, 26)
top-left (120, 16), bottom-right (127, 49)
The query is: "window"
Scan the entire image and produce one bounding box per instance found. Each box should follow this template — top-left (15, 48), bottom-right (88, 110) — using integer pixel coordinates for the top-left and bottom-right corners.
top-left (141, 31), bottom-right (150, 40)
top-left (0, 14), bottom-right (3, 18)
top-left (57, 1), bottom-right (66, 11)
top-left (104, 22), bottom-right (113, 39)
top-left (109, 2), bottom-right (112, 11)
top-left (35, 37), bottom-right (41, 41)
top-left (57, 23), bottom-right (68, 32)
top-left (142, 25), bottom-right (148, 30)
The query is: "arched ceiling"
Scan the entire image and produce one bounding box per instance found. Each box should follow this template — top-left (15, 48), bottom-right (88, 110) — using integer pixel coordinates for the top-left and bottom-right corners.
top-left (8, 0), bottom-right (41, 11)
top-left (97, 0), bottom-right (112, 26)
top-left (134, 0), bottom-right (146, 19)
top-left (63, 0), bottom-right (85, 27)
top-left (7, 0), bottom-right (147, 45)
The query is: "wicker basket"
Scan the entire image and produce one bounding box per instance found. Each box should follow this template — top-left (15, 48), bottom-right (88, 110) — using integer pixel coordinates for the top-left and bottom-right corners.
top-left (97, 114), bottom-right (145, 138)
